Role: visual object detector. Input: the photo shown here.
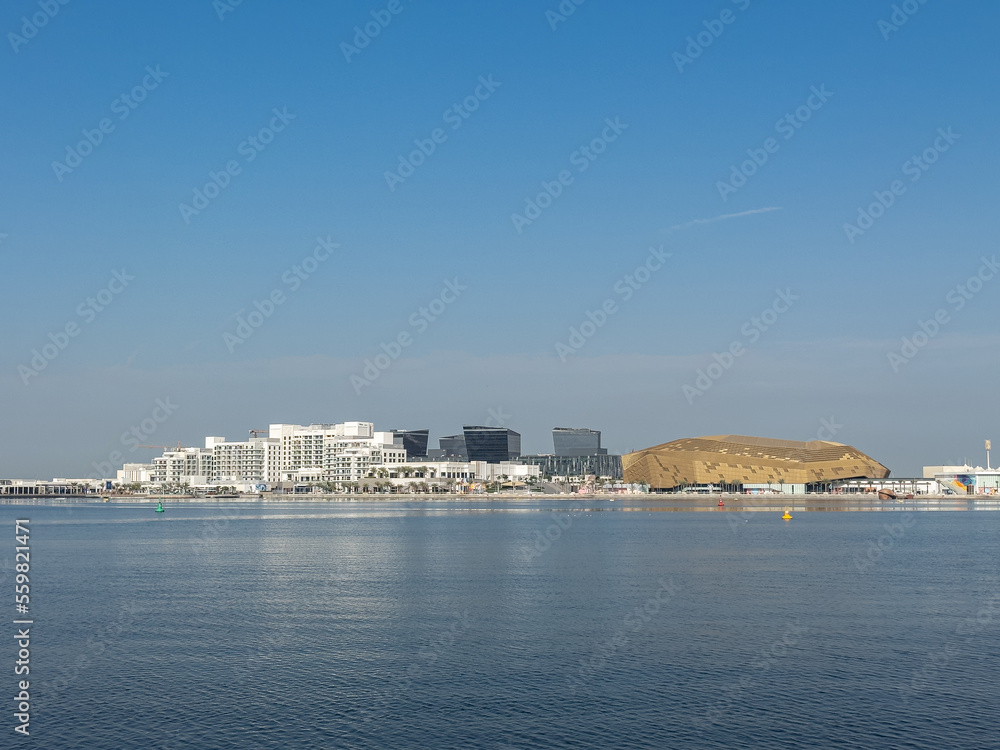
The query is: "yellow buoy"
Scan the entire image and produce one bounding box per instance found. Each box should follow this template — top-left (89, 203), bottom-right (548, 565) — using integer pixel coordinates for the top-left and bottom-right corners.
top-left (782, 508), bottom-right (793, 520)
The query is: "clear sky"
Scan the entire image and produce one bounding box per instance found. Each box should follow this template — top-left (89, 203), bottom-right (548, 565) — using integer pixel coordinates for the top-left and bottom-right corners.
top-left (2, 0), bottom-right (998, 479)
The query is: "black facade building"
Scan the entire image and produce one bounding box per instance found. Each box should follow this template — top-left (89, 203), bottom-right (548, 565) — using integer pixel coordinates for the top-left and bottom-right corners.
top-left (439, 434), bottom-right (468, 459)
top-left (552, 427), bottom-right (607, 457)
top-left (517, 454), bottom-right (623, 479)
top-left (390, 429), bottom-right (429, 459)
top-left (462, 426), bottom-right (521, 462)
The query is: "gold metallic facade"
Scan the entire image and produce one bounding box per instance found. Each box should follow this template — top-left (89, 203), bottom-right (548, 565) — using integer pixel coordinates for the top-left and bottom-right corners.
top-left (622, 435), bottom-right (890, 489)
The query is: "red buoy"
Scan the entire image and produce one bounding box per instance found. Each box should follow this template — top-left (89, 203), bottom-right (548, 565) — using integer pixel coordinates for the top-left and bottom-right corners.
top-left (718, 499), bottom-right (725, 507)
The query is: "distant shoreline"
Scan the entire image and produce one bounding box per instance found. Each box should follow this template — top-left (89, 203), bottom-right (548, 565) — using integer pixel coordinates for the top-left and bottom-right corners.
top-left (2, 492), bottom-right (996, 505)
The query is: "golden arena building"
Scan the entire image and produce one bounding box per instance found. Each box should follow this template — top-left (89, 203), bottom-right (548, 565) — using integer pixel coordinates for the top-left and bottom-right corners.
top-left (622, 435), bottom-right (890, 492)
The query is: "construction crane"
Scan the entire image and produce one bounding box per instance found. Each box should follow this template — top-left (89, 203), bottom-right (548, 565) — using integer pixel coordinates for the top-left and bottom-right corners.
top-left (137, 442), bottom-right (185, 452)
top-left (249, 429), bottom-right (268, 437)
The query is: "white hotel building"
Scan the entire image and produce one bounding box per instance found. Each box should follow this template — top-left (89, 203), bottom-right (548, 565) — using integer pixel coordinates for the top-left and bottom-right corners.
top-left (136, 422), bottom-right (403, 485)
top-left (121, 420), bottom-right (538, 489)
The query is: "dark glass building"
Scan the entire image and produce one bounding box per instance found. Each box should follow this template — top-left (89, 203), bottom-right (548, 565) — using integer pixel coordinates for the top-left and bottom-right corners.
top-left (439, 434), bottom-right (468, 459)
top-left (518, 454), bottom-right (623, 479)
top-left (462, 426), bottom-right (521, 462)
top-left (552, 427), bottom-right (607, 457)
top-left (390, 429), bottom-right (429, 459)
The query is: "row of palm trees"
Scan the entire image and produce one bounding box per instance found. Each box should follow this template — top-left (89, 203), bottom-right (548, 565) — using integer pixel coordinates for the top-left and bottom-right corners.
top-left (329, 481), bottom-right (428, 494)
top-left (102, 466), bottom-right (547, 496)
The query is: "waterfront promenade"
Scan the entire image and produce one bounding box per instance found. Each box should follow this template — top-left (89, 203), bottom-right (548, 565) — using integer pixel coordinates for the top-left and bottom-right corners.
top-left (3, 493), bottom-right (998, 512)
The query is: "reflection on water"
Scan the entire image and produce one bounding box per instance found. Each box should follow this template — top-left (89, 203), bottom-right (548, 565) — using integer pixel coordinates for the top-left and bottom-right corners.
top-left (9, 493), bottom-right (998, 524)
top-left (2, 503), bottom-right (998, 749)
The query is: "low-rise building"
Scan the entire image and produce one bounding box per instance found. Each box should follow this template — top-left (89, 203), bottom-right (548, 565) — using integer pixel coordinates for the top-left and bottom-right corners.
top-left (117, 463), bottom-right (154, 483)
top-left (0, 479), bottom-right (94, 496)
top-left (924, 465), bottom-right (1000, 495)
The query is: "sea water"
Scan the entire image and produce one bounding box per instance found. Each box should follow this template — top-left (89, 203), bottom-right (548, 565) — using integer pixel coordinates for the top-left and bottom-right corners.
top-left (3, 500), bottom-right (998, 748)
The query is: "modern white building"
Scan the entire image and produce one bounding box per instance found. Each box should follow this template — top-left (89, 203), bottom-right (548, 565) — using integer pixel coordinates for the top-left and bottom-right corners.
top-left (0, 479), bottom-right (96, 496)
top-left (924, 465), bottom-right (1000, 495)
top-left (394, 460), bottom-right (540, 483)
top-left (117, 463), bottom-right (155, 483)
top-left (151, 447), bottom-right (213, 485)
top-left (270, 422), bottom-right (406, 483)
top-left (135, 422), bottom-right (409, 486)
top-left (208, 435), bottom-right (279, 483)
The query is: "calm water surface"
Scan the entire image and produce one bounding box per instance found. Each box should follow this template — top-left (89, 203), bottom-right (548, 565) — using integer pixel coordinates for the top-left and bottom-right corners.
top-left (3, 499), bottom-right (998, 749)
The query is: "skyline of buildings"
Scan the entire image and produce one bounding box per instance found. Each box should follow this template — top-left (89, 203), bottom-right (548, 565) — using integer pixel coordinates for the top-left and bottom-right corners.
top-left (113, 420), bottom-right (560, 490)
top-left (4, 412), bottom-right (996, 496)
top-left (109, 421), bottom-right (623, 489)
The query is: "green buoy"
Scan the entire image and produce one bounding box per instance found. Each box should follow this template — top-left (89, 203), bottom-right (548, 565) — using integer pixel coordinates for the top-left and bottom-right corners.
top-left (155, 501), bottom-right (164, 513)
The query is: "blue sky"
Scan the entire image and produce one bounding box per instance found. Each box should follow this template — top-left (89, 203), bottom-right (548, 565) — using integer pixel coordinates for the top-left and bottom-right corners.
top-left (2, 0), bottom-right (998, 478)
